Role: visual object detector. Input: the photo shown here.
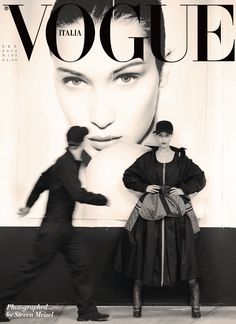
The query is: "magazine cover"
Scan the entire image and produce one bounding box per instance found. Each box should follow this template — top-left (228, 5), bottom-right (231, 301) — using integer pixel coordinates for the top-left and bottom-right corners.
top-left (0, 0), bottom-right (236, 312)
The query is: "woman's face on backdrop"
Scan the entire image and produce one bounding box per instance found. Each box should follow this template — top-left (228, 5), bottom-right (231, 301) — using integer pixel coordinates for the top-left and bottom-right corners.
top-left (52, 17), bottom-right (160, 155)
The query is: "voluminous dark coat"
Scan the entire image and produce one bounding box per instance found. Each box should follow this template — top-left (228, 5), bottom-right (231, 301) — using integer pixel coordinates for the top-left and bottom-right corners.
top-left (114, 146), bottom-right (206, 287)
top-left (123, 146), bottom-right (206, 195)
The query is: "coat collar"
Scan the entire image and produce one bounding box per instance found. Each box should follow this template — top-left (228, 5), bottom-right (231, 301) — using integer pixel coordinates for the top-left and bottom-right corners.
top-left (146, 145), bottom-right (186, 157)
top-left (65, 148), bottom-right (82, 168)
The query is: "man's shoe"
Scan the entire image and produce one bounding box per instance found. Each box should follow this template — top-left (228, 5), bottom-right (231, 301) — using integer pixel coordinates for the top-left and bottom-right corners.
top-left (77, 311), bottom-right (109, 321)
top-left (0, 316), bottom-right (10, 323)
top-left (0, 305), bottom-right (10, 322)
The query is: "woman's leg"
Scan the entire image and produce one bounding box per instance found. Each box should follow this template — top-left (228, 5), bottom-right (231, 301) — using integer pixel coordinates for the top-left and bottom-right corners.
top-left (133, 280), bottom-right (142, 318)
top-left (189, 278), bottom-right (201, 318)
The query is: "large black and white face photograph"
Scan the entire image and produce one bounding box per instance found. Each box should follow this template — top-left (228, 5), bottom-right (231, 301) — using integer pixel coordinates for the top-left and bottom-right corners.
top-left (1, 0), bottom-right (235, 227)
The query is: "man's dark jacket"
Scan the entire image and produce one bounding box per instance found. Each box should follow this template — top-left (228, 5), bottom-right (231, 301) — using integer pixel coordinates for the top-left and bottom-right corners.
top-left (26, 149), bottom-right (107, 222)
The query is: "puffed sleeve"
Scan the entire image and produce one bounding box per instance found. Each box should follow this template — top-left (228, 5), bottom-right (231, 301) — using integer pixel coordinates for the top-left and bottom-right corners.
top-left (123, 154), bottom-right (149, 193)
top-left (179, 158), bottom-right (206, 195)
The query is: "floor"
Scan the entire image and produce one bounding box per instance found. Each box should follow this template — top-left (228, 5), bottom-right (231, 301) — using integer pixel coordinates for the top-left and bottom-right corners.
top-left (5, 305), bottom-right (236, 323)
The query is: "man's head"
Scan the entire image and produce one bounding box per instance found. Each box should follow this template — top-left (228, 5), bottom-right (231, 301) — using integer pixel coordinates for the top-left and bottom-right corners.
top-left (67, 125), bottom-right (89, 148)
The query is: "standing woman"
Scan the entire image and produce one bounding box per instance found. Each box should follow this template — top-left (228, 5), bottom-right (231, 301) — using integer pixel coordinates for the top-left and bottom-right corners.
top-left (114, 120), bottom-right (206, 318)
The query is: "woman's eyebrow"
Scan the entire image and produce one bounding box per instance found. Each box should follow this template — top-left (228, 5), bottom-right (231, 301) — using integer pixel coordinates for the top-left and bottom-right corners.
top-left (56, 67), bottom-right (86, 78)
top-left (112, 60), bottom-right (146, 75)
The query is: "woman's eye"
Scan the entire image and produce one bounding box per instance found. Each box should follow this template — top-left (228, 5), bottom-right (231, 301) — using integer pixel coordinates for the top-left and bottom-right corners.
top-left (62, 77), bottom-right (83, 88)
top-left (116, 73), bottom-right (139, 86)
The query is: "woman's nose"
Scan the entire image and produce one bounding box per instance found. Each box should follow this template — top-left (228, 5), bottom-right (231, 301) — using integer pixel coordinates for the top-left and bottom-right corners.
top-left (89, 89), bottom-right (115, 129)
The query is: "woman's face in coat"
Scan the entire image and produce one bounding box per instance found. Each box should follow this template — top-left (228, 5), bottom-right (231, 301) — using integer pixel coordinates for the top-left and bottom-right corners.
top-left (52, 18), bottom-right (161, 155)
top-left (156, 132), bottom-right (173, 148)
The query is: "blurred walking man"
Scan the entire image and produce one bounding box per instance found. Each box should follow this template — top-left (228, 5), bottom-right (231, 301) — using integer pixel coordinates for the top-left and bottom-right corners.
top-left (0, 126), bottom-right (110, 322)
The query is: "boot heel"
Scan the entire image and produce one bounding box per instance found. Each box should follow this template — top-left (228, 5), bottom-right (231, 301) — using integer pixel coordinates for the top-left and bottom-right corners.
top-left (192, 307), bottom-right (201, 318)
top-left (133, 280), bottom-right (142, 318)
top-left (133, 307), bottom-right (142, 318)
top-left (189, 279), bottom-right (201, 319)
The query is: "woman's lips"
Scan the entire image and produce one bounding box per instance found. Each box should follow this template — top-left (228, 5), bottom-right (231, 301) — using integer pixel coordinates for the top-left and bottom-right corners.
top-left (88, 136), bottom-right (122, 142)
top-left (87, 135), bottom-right (123, 151)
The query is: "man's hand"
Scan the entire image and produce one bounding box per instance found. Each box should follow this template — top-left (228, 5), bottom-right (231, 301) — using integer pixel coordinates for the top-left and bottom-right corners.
top-left (17, 207), bottom-right (30, 217)
top-left (170, 187), bottom-right (184, 196)
top-left (146, 185), bottom-right (160, 193)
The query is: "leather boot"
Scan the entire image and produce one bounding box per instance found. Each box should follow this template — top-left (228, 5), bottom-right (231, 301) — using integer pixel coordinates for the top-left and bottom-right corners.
top-left (189, 279), bottom-right (201, 318)
top-left (133, 280), bottom-right (142, 318)
top-left (0, 305), bottom-right (10, 322)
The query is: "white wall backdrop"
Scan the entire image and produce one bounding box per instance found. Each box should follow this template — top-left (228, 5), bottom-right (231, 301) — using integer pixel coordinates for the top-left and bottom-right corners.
top-left (0, 0), bottom-right (236, 227)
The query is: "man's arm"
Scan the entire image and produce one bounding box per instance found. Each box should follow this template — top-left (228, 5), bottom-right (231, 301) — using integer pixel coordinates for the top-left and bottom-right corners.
top-left (56, 162), bottom-right (107, 206)
top-left (26, 167), bottom-right (52, 207)
top-left (18, 167), bottom-right (52, 216)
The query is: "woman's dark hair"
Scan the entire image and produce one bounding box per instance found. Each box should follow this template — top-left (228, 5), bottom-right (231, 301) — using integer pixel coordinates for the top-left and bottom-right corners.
top-left (51, 0), bottom-right (166, 74)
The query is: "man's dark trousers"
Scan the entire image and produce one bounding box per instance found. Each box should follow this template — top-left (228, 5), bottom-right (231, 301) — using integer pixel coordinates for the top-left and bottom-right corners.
top-left (0, 221), bottom-right (97, 315)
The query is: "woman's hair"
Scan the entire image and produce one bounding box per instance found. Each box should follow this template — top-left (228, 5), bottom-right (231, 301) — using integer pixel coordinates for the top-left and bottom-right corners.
top-left (51, 0), bottom-right (166, 74)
